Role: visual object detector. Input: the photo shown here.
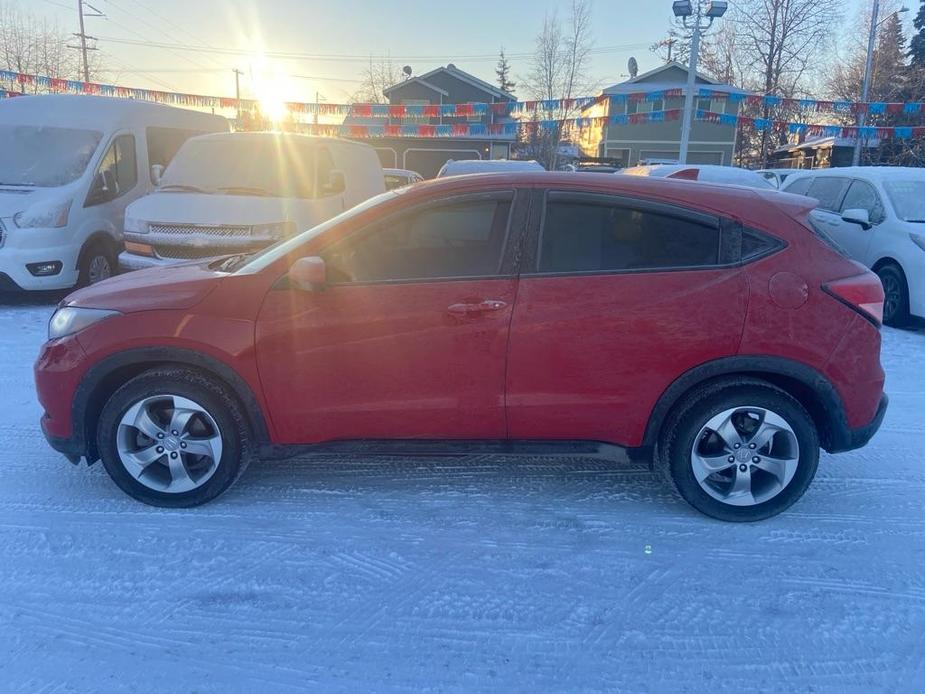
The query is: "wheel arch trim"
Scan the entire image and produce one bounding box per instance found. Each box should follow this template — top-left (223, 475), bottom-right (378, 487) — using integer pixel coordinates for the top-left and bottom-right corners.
top-left (74, 346), bottom-right (271, 461)
top-left (642, 355), bottom-right (850, 453)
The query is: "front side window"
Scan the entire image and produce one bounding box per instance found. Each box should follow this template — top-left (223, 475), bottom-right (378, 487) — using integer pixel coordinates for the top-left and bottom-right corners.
top-left (87, 134), bottom-right (137, 206)
top-left (324, 196), bottom-right (512, 283)
top-left (0, 124), bottom-right (102, 188)
top-left (538, 199), bottom-right (720, 274)
top-left (783, 177), bottom-right (812, 196)
top-left (806, 177), bottom-right (850, 212)
top-left (840, 180), bottom-right (885, 224)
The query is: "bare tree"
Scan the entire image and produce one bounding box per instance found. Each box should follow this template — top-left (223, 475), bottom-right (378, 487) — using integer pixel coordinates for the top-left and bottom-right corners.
top-left (522, 0), bottom-right (595, 169)
top-left (0, 1), bottom-right (98, 88)
top-left (350, 56), bottom-right (402, 104)
top-left (722, 0), bottom-right (842, 166)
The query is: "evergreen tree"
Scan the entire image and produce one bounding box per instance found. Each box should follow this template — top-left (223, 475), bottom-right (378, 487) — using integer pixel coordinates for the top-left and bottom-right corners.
top-left (873, 11), bottom-right (907, 100)
top-left (496, 47), bottom-right (516, 95)
top-left (910, 0), bottom-right (925, 67)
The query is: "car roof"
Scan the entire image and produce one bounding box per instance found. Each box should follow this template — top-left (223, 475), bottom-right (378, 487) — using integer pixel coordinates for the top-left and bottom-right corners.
top-left (440, 159), bottom-right (545, 175)
top-left (186, 130), bottom-right (376, 150)
top-left (0, 94), bottom-right (227, 131)
top-left (783, 166), bottom-right (925, 183)
top-left (393, 171), bottom-right (816, 221)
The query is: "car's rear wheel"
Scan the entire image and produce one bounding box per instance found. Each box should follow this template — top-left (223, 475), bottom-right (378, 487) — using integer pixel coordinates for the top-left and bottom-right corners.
top-left (659, 380), bottom-right (819, 522)
top-left (875, 263), bottom-right (910, 327)
top-left (96, 368), bottom-right (251, 507)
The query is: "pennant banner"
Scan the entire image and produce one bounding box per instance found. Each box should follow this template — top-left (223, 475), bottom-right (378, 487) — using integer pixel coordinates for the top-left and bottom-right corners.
top-left (695, 109), bottom-right (925, 140)
top-left (5, 67), bottom-right (925, 118)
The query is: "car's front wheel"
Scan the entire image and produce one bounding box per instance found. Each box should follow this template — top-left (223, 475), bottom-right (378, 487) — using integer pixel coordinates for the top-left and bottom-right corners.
top-left (659, 379), bottom-right (819, 522)
top-left (96, 368), bottom-right (251, 507)
top-left (875, 263), bottom-right (910, 328)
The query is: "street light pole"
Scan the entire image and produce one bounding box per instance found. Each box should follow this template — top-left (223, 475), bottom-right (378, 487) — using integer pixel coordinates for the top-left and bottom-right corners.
top-left (678, 3), bottom-right (703, 164)
top-left (854, 0), bottom-right (881, 167)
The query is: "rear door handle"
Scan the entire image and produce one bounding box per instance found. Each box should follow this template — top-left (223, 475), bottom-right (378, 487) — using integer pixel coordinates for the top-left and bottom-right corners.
top-left (447, 299), bottom-right (508, 315)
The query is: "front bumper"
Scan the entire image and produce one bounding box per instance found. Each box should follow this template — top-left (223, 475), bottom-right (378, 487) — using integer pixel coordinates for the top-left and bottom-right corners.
top-left (119, 251), bottom-right (183, 272)
top-left (827, 393), bottom-right (889, 454)
top-left (41, 419), bottom-right (84, 465)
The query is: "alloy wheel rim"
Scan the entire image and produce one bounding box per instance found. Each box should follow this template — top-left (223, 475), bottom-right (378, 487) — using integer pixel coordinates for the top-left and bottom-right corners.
top-left (116, 394), bottom-right (223, 493)
top-left (690, 406), bottom-right (800, 507)
top-left (882, 275), bottom-right (900, 320)
top-left (88, 255), bottom-right (112, 284)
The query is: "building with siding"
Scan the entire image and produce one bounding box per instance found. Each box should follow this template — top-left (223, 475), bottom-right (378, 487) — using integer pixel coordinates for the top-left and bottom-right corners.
top-left (579, 62), bottom-right (746, 167)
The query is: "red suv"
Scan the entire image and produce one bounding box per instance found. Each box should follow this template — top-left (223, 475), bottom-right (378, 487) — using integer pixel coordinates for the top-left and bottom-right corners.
top-left (35, 173), bottom-right (887, 521)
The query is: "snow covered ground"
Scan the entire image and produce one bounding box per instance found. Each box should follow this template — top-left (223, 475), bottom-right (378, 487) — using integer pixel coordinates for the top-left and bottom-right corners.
top-left (1, 296), bottom-right (924, 694)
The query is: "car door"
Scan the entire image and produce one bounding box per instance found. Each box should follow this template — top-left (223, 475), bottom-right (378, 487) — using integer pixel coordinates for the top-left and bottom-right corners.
top-left (84, 132), bottom-right (139, 239)
top-left (505, 190), bottom-right (751, 448)
top-left (804, 176), bottom-right (855, 256)
top-left (836, 178), bottom-right (885, 264)
top-left (254, 190), bottom-right (523, 444)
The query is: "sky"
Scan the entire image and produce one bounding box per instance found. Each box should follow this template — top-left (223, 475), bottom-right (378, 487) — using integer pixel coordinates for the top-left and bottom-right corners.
top-left (27, 0), bottom-right (874, 105)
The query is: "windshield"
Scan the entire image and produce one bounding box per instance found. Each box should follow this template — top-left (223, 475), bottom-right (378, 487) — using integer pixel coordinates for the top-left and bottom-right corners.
top-left (233, 190), bottom-right (400, 274)
top-left (883, 180), bottom-right (925, 221)
top-left (0, 124), bottom-right (102, 187)
top-left (161, 137), bottom-right (317, 198)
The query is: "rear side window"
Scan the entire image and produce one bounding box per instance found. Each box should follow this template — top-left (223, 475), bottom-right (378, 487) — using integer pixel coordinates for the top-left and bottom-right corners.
top-left (806, 177), bottom-right (850, 211)
top-left (783, 177), bottom-right (811, 196)
top-left (539, 199), bottom-right (720, 273)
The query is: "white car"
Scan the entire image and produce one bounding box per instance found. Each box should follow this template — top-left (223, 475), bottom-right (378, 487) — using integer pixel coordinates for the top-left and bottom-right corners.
top-left (782, 167), bottom-right (925, 326)
top-left (621, 164), bottom-right (776, 190)
top-left (436, 159), bottom-right (545, 177)
top-left (0, 95), bottom-right (227, 290)
top-left (384, 168), bottom-right (424, 190)
top-left (757, 168), bottom-right (803, 189)
top-left (120, 133), bottom-right (385, 269)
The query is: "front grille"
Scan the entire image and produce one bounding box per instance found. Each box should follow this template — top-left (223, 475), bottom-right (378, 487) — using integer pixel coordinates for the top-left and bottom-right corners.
top-left (154, 244), bottom-right (265, 260)
top-left (149, 223), bottom-right (251, 238)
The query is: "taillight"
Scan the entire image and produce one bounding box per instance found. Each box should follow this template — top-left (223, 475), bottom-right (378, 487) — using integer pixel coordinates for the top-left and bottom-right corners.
top-left (823, 273), bottom-right (885, 326)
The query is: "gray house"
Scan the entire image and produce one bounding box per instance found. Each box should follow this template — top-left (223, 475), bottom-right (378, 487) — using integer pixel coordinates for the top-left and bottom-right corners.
top-left (346, 64), bottom-right (517, 178)
top-left (579, 62), bottom-right (745, 167)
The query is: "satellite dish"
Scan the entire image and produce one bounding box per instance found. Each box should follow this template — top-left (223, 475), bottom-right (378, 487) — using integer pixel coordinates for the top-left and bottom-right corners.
top-left (628, 57), bottom-right (639, 79)
top-left (403, 65), bottom-right (413, 77)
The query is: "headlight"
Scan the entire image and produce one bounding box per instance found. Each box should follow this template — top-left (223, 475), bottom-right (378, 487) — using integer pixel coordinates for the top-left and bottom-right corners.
top-left (910, 233), bottom-right (925, 252)
top-left (124, 215), bottom-right (148, 234)
top-left (13, 199), bottom-right (72, 229)
top-left (251, 221), bottom-right (296, 239)
top-left (48, 307), bottom-right (121, 340)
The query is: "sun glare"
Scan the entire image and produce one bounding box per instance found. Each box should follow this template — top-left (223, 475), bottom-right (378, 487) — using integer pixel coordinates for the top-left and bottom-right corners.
top-left (251, 56), bottom-right (292, 124)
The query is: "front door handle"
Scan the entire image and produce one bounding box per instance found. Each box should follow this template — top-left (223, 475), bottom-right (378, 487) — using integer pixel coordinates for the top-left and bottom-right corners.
top-left (447, 299), bottom-right (508, 316)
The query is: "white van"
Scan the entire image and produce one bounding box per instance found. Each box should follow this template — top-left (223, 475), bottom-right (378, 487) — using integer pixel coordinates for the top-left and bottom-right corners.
top-left (0, 95), bottom-right (228, 290)
top-left (120, 133), bottom-right (385, 268)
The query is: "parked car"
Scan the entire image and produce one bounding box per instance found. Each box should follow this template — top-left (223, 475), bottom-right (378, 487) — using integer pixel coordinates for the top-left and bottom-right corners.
top-left (36, 173), bottom-right (887, 521)
top-left (0, 95), bottom-right (228, 290)
top-left (757, 168), bottom-right (803, 189)
top-left (436, 159), bottom-right (545, 177)
top-left (384, 167), bottom-right (423, 190)
top-left (781, 167), bottom-right (925, 326)
top-left (622, 164), bottom-right (776, 190)
top-left (119, 133), bottom-right (385, 269)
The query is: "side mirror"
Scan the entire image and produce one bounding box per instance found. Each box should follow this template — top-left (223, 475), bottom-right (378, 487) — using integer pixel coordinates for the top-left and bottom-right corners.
top-left (150, 164), bottom-right (164, 186)
top-left (321, 169), bottom-right (346, 196)
top-left (842, 208), bottom-right (872, 230)
top-left (87, 170), bottom-right (116, 206)
top-left (290, 256), bottom-right (326, 291)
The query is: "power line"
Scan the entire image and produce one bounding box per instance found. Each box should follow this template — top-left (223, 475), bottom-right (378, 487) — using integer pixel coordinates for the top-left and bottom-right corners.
top-left (91, 35), bottom-right (652, 64)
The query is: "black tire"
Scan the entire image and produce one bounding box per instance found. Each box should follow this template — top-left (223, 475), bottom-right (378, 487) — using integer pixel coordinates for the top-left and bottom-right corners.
top-left (96, 367), bottom-right (252, 507)
top-left (876, 263), bottom-right (910, 328)
top-left (658, 378), bottom-right (820, 522)
top-left (77, 240), bottom-right (116, 287)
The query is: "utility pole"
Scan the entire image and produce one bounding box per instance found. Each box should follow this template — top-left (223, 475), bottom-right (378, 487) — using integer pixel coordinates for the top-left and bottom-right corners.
top-left (678, 4), bottom-right (703, 165)
top-left (233, 68), bottom-right (244, 121)
top-left (69, 0), bottom-right (103, 82)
